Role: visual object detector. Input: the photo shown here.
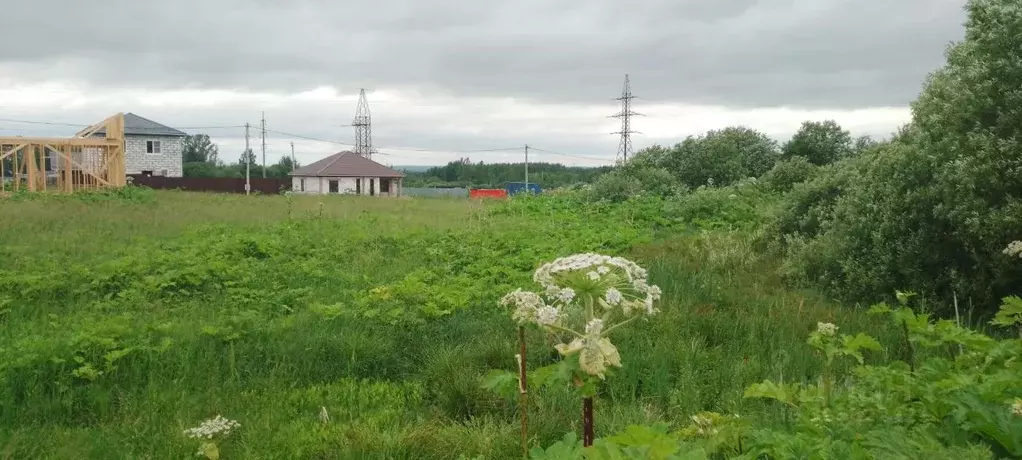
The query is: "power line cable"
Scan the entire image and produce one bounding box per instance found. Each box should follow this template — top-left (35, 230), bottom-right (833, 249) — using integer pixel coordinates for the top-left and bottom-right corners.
top-left (0, 118), bottom-right (87, 127)
top-left (264, 127), bottom-right (522, 155)
top-left (528, 147), bottom-right (615, 163)
top-left (0, 117), bottom-right (247, 131)
top-left (377, 146), bottom-right (523, 154)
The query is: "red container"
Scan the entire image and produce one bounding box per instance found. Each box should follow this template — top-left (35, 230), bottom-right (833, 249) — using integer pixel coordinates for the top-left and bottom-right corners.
top-left (469, 189), bottom-right (508, 199)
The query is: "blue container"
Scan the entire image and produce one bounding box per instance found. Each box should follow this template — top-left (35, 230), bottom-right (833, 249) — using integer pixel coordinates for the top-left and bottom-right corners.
top-left (505, 182), bottom-right (541, 195)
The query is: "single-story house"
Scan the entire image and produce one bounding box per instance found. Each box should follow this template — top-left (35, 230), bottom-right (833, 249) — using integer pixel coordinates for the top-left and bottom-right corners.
top-left (89, 112), bottom-right (186, 177)
top-left (289, 151), bottom-right (405, 196)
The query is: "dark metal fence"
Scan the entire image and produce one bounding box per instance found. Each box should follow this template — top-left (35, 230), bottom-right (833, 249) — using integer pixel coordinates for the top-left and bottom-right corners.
top-left (128, 175), bottom-right (290, 194)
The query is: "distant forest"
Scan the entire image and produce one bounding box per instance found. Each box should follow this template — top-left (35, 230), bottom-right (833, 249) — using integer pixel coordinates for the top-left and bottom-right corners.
top-left (401, 158), bottom-right (612, 189)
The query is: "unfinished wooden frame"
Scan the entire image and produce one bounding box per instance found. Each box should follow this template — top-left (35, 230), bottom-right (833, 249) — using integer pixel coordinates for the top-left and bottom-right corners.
top-left (0, 113), bottom-right (126, 194)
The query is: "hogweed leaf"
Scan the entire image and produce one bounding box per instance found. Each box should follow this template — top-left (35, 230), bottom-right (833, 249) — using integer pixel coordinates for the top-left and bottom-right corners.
top-left (529, 432), bottom-right (584, 460)
top-left (479, 369), bottom-right (518, 399)
top-left (604, 424), bottom-right (679, 459)
top-left (991, 296), bottom-right (1022, 328)
top-left (199, 442), bottom-right (219, 460)
top-left (743, 380), bottom-right (799, 407)
top-left (842, 333), bottom-right (883, 364)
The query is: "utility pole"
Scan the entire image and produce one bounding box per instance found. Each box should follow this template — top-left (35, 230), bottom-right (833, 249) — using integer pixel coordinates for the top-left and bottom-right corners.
top-left (290, 141), bottom-right (296, 172)
top-left (524, 144), bottom-right (529, 193)
top-left (261, 111), bottom-right (267, 178)
top-left (609, 74), bottom-right (643, 163)
top-left (244, 123), bottom-right (251, 195)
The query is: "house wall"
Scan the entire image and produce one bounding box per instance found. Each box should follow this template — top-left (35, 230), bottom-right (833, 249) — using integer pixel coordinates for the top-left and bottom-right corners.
top-left (292, 176), bottom-right (401, 196)
top-left (124, 135), bottom-right (184, 177)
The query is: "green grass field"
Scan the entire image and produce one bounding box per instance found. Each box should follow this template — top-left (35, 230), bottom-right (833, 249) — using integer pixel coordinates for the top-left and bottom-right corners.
top-left (0, 190), bottom-right (902, 459)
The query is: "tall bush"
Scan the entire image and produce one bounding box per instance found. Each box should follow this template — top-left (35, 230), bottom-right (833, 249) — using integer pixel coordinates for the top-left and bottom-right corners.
top-left (761, 156), bottom-right (818, 192)
top-left (782, 120), bottom-right (853, 166)
top-left (776, 0), bottom-right (1022, 314)
top-left (643, 127), bottom-right (778, 188)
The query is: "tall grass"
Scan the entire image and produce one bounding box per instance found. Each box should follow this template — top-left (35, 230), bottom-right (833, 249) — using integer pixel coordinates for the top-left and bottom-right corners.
top-left (0, 190), bottom-right (899, 458)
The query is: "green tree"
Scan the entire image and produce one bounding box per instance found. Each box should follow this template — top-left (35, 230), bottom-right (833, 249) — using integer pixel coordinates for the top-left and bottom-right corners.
top-left (710, 126), bottom-right (779, 178)
top-left (660, 126), bottom-right (778, 188)
top-left (853, 135), bottom-right (880, 154)
top-left (762, 156), bottom-right (819, 192)
top-left (238, 149), bottom-right (257, 167)
top-left (783, 120), bottom-right (853, 166)
top-left (264, 155), bottom-right (300, 178)
top-left (182, 134), bottom-right (220, 164)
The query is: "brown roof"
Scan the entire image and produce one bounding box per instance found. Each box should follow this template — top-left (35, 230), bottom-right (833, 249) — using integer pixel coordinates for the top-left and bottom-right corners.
top-left (290, 151), bottom-right (406, 178)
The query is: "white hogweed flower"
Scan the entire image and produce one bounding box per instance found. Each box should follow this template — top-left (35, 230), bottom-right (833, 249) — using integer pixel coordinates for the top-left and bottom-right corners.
top-left (1004, 240), bottom-right (1022, 258)
top-left (510, 253), bottom-right (661, 379)
top-left (183, 415), bottom-right (241, 440)
top-left (535, 306), bottom-right (560, 326)
top-left (501, 289), bottom-right (545, 325)
top-left (560, 286), bottom-right (576, 304)
top-left (1013, 398), bottom-right (1022, 417)
top-left (605, 288), bottom-right (623, 306)
top-left (817, 322), bottom-right (838, 337)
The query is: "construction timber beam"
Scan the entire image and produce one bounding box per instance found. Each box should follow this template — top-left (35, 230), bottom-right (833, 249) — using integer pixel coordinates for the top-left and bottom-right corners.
top-left (0, 113), bottom-right (126, 194)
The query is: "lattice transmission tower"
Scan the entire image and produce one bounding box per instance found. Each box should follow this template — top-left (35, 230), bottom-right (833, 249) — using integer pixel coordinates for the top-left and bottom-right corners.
top-left (609, 74), bottom-right (643, 163)
top-left (352, 88), bottom-right (373, 158)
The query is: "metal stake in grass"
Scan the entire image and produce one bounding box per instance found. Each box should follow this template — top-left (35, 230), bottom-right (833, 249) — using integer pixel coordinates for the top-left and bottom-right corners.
top-left (517, 326), bottom-right (529, 458)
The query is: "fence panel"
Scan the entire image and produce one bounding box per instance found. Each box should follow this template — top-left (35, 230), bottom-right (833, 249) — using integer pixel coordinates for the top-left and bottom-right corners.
top-left (128, 175), bottom-right (290, 194)
top-left (403, 187), bottom-right (469, 198)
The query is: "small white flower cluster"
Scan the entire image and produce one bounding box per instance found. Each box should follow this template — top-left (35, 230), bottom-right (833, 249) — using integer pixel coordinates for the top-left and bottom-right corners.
top-left (501, 289), bottom-right (549, 325)
top-left (1004, 240), bottom-right (1022, 258)
top-left (183, 415), bottom-right (241, 440)
top-left (817, 322), bottom-right (838, 337)
top-left (535, 305), bottom-right (560, 326)
top-left (1012, 398), bottom-right (1022, 417)
top-left (533, 253), bottom-right (662, 315)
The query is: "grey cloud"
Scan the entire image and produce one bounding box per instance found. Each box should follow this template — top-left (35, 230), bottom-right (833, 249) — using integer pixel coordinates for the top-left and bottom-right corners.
top-left (0, 0), bottom-right (967, 108)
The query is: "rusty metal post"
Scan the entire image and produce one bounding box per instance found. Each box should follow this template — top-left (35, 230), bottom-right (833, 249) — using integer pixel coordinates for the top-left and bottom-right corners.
top-left (583, 397), bottom-right (594, 447)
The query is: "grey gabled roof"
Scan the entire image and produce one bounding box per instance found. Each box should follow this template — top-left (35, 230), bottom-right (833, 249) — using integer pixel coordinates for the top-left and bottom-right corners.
top-left (291, 151), bottom-right (406, 178)
top-left (93, 113), bottom-right (187, 137)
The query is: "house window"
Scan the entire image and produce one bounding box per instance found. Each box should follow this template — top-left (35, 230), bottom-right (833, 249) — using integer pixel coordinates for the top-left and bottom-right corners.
top-left (146, 140), bottom-right (161, 154)
top-left (370, 178), bottom-right (375, 196)
top-left (329, 180), bottom-right (339, 193)
top-left (299, 178), bottom-right (306, 192)
top-left (356, 178), bottom-right (362, 194)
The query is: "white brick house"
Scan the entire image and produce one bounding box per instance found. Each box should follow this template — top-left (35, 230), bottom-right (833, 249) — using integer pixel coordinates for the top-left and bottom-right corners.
top-left (291, 151), bottom-right (405, 197)
top-left (91, 113), bottom-right (185, 177)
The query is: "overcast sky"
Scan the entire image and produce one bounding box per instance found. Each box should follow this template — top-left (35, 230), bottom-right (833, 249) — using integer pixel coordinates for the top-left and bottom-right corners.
top-left (0, 0), bottom-right (968, 166)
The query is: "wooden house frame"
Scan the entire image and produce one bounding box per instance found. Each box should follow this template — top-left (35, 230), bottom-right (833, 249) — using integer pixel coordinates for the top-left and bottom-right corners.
top-left (0, 113), bottom-right (126, 194)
